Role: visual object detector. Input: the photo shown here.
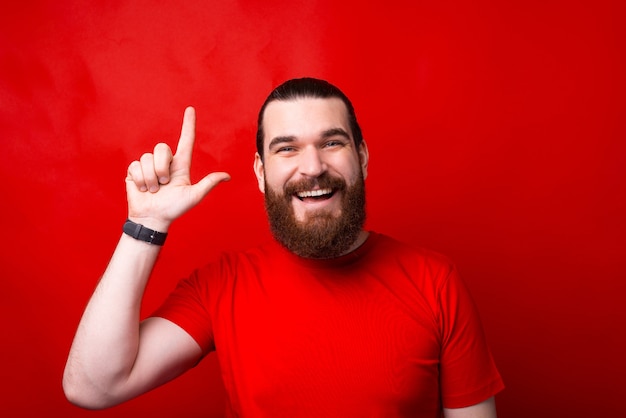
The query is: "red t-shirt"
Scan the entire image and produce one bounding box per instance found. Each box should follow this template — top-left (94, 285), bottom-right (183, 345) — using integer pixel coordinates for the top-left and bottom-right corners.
top-left (153, 232), bottom-right (504, 417)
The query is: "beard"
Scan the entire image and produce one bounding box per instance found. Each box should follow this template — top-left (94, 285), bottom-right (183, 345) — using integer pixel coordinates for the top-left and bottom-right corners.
top-left (264, 172), bottom-right (366, 259)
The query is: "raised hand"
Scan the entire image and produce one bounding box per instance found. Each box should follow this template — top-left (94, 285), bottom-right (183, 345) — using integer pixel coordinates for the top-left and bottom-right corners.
top-left (125, 107), bottom-right (230, 231)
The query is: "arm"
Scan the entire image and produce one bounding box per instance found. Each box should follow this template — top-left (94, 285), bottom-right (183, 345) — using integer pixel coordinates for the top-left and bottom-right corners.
top-left (443, 397), bottom-right (497, 418)
top-left (63, 107), bottom-right (230, 409)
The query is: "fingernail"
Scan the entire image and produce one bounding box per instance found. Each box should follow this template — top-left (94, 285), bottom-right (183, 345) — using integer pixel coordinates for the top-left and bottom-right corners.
top-left (140, 186), bottom-right (148, 192)
top-left (149, 186), bottom-right (159, 193)
top-left (159, 177), bottom-right (168, 184)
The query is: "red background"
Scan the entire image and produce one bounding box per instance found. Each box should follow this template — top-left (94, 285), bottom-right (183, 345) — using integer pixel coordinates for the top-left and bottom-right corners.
top-left (1, 1), bottom-right (624, 417)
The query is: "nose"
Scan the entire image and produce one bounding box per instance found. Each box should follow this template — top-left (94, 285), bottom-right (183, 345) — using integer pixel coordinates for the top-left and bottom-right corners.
top-left (298, 146), bottom-right (327, 178)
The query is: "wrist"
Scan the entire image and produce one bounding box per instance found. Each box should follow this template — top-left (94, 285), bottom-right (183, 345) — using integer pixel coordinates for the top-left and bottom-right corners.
top-left (126, 216), bottom-right (172, 233)
top-left (123, 219), bottom-right (168, 246)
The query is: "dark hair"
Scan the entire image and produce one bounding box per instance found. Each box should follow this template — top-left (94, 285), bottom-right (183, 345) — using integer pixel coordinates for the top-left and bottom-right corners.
top-left (256, 77), bottom-right (363, 161)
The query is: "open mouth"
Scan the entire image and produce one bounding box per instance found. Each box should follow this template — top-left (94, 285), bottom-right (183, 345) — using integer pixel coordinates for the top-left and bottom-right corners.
top-left (295, 188), bottom-right (335, 202)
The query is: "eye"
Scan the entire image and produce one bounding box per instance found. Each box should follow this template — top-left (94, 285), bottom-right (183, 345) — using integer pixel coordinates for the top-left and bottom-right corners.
top-left (273, 145), bottom-right (297, 155)
top-left (323, 139), bottom-right (345, 148)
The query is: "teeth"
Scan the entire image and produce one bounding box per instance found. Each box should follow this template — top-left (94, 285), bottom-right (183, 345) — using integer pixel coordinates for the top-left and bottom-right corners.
top-left (297, 188), bottom-right (332, 198)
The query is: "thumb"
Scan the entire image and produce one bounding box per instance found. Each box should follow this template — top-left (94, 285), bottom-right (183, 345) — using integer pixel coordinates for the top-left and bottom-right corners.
top-left (190, 171), bottom-right (231, 202)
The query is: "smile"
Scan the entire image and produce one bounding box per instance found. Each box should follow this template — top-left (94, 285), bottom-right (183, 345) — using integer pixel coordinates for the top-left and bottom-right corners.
top-left (295, 188), bottom-right (334, 201)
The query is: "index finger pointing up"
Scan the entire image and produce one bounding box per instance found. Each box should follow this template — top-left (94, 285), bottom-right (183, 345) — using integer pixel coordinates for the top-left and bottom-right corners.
top-left (174, 106), bottom-right (197, 162)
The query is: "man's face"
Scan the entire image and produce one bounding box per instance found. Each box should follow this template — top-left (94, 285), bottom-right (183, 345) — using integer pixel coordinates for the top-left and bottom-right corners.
top-left (254, 97), bottom-right (369, 258)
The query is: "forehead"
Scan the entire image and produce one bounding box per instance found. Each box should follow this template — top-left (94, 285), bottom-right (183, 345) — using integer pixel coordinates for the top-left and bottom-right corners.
top-left (262, 97), bottom-right (351, 147)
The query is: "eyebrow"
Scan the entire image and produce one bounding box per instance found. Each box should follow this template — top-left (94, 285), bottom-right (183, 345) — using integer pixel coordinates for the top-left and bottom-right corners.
top-left (268, 135), bottom-right (296, 150)
top-left (321, 128), bottom-right (351, 140)
top-left (267, 128), bottom-right (351, 150)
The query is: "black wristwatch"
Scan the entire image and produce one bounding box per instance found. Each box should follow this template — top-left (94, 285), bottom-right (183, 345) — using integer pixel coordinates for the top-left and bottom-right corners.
top-left (122, 219), bottom-right (168, 246)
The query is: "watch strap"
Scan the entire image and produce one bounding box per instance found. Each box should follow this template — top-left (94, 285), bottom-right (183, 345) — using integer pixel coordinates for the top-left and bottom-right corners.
top-left (123, 219), bottom-right (168, 245)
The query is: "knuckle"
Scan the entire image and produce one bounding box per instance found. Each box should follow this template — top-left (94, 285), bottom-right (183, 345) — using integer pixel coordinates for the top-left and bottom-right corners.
top-left (154, 142), bottom-right (170, 151)
top-left (140, 153), bottom-right (153, 163)
top-left (127, 161), bottom-right (141, 177)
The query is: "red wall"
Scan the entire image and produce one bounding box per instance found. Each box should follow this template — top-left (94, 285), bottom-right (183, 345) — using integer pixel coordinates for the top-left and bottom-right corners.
top-left (1, 1), bottom-right (624, 417)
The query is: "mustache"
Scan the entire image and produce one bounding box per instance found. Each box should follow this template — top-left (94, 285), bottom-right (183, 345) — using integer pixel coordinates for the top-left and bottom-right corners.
top-left (283, 174), bottom-right (346, 196)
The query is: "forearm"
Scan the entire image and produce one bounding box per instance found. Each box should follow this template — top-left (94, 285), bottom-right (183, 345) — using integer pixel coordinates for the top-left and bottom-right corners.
top-left (63, 233), bottom-right (161, 408)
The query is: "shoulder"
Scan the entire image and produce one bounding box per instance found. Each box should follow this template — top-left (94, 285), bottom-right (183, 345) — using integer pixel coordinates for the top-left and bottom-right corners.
top-left (356, 233), bottom-right (462, 306)
top-left (367, 232), bottom-right (456, 277)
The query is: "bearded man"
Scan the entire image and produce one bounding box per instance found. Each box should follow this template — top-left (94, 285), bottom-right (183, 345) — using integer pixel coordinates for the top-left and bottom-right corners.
top-left (63, 78), bottom-right (504, 417)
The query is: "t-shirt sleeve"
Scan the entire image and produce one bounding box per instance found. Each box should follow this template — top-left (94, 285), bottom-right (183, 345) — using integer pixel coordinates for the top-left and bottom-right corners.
top-left (438, 265), bottom-right (505, 408)
top-left (151, 267), bottom-right (216, 356)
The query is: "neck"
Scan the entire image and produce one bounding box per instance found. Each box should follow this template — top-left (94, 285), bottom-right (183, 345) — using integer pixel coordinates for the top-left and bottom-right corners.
top-left (340, 230), bottom-right (369, 256)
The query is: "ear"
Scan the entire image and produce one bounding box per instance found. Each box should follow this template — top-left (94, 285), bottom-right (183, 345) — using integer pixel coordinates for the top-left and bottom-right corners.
top-left (358, 139), bottom-right (369, 180)
top-left (253, 152), bottom-right (266, 193)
